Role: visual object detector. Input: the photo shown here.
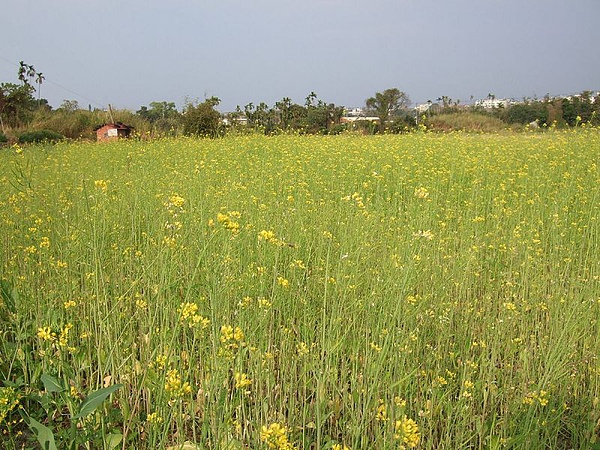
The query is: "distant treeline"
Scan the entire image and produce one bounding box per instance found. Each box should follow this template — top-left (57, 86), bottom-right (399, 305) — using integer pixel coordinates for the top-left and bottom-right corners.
top-left (1, 80), bottom-right (599, 143)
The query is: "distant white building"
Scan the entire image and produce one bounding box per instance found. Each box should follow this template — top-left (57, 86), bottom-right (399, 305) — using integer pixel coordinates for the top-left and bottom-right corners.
top-left (415, 103), bottom-right (432, 114)
top-left (474, 98), bottom-right (512, 109)
top-left (345, 107), bottom-right (364, 117)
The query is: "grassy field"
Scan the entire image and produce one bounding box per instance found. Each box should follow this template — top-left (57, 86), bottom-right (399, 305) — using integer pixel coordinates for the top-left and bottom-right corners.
top-left (0, 130), bottom-right (599, 449)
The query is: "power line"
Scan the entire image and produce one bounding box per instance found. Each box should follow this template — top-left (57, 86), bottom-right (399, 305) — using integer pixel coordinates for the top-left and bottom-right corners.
top-left (0, 55), bottom-right (106, 109)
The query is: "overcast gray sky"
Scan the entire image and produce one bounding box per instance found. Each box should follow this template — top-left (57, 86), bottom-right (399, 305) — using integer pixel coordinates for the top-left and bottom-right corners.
top-left (1, 0), bottom-right (598, 112)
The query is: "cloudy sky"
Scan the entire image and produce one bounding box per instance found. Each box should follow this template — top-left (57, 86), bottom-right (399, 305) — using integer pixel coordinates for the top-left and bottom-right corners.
top-left (1, 0), bottom-right (598, 112)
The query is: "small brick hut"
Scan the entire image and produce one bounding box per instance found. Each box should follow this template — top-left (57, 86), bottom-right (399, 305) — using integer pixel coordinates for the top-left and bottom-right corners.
top-left (95, 122), bottom-right (134, 142)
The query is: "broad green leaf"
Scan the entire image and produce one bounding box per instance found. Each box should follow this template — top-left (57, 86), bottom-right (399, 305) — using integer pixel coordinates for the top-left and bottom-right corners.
top-left (73, 384), bottom-right (123, 419)
top-left (106, 432), bottom-right (123, 449)
top-left (20, 411), bottom-right (57, 450)
top-left (41, 373), bottom-right (64, 393)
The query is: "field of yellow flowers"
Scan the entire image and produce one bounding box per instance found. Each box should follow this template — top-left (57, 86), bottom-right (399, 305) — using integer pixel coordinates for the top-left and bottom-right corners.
top-left (1, 130), bottom-right (599, 449)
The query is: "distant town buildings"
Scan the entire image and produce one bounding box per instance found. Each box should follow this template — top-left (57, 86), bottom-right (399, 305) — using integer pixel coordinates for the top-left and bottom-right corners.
top-left (474, 98), bottom-right (512, 109)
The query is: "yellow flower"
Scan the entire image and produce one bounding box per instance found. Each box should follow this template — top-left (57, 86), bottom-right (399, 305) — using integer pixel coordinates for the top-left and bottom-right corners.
top-left (146, 412), bottom-right (163, 424)
top-left (177, 302), bottom-right (209, 328)
top-left (260, 423), bottom-right (296, 449)
top-left (277, 277), bottom-right (289, 288)
top-left (219, 325), bottom-right (245, 356)
top-left (296, 342), bottom-right (310, 356)
top-left (0, 386), bottom-right (21, 424)
top-left (375, 399), bottom-right (388, 422)
top-left (58, 323), bottom-right (73, 347)
top-left (234, 372), bottom-right (252, 389)
top-left (168, 194), bottom-right (185, 209)
top-left (414, 186), bottom-right (429, 199)
top-left (258, 230), bottom-right (285, 246)
top-left (152, 354), bottom-right (168, 370)
top-left (63, 300), bottom-right (77, 309)
top-left (135, 293), bottom-right (148, 310)
top-left (217, 212), bottom-right (240, 232)
top-left (332, 444), bottom-right (351, 450)
top-left (164, 369), bottom-right (192, 398)
top-left (94, 179), bottom-right (108, 192)
top-left (394, 416), bottom-right (420, 448)
top-left (37, 327), bottom-right (55, 341)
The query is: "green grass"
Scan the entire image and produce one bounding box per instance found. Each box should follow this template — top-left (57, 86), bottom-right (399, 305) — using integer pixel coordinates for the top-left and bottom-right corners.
top-left (1, 130), bottom-right (599, 449)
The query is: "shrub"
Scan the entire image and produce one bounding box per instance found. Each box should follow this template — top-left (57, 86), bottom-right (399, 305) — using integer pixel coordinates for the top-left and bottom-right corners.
top-left (182, 98), bottom-right (223, 138)
top-left (425, 112), bottom-right (508, 132)
top-left (0, 132), bottom-right (7, 145)
top-left (18, 129), bottom-right (64, 144)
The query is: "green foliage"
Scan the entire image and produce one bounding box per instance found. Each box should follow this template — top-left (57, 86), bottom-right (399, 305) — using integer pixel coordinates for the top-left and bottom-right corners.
top-left (73, 384), bottom-right (123, 419)
top-left (20, 413), bottom-right (58, 450)
top-left (425, 112), bottom-right (508, 132)
top-left (137, 101), bottom-right (181, 135)
top-left (0, 83), bottom-right (37, 127)
top-left (0, 132), bottom-right (7, 144)
top-left (365, 88), bottom-right (411, 132)
top-left (182, 97), bottom-right (223, 137)
top-left (1, 134), bottom-right (599, 448)
top-left (504, 102), bottom-right (549, 125)
top-left (561, 91), bottom-right (599, 126)
top-left (14, 373), bottom-right (123, 449)
top-left (17, 129), bottom-right (64, 144)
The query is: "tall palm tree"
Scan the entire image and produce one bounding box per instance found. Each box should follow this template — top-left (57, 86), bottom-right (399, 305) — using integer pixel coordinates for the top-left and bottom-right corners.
top-left (35, 72), bottom-right (45, 104)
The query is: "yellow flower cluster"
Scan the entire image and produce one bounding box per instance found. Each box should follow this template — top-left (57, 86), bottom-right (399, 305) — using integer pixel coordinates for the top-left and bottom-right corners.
top-left (94, 179), bottom-right (108, 192)
top-left (394, 416), bottom-right (420, 449)
top-left (37, 326), bottom-right (56, 341)
top-left (177, 302), bottom-right (210, 329)
top-left (296, 342), bottom-right (309, 356)
top-left (332, 444), bottom-right (351, 450)
top-left (414, 186), bottom-right (429, 199)
top-left (58, 323), bottom-right (73, 348)
top-left (135, 292), bottom-right (148, 310)
top-left (220, 325), bottom-right (245, 351)
top-left (164, 194), bottom-right (185, 216)
top-left (146, 412), bottom-right (163, 425)
top-left (217, 211), bottom-right (241, 233)
top-left (234, 372), bottom-right (252, 390)
top-left (375, 398), bottom-right (388, 422)
top-left (37, 323), bottom-right (76, 353)
top-left (0, 386), bottom-right (21, 424)
top-left (63, 300), bottom-right (77, 309)
top-left (164, 369), bottom-right (192, 399)
top-left (260, 423), bottom-right (296, 450)
top-left (523, 390), bottom-right (548, 406)
top-left (258, 229), bottom-right (285, 246)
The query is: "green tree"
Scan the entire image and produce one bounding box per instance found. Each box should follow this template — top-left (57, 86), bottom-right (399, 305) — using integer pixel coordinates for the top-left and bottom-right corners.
top-left (243, 102), bottom-right (276, 133)
top-left (366, 88), bottom-right (411, 133)
top-left (35, 72), bottom-right (45, 104)
top-left (274, 97), bottom-right (293, 130)
top-left (505, 102), bottom-right (549, 126)
top-left (136, 101), bottom-right (179, 122)
top-left (302, 92), bottom-right (345, 134)
top-left (58, 99), bottom-right (80, 113)
top-left (0, 83), bottom-right (37, 128)
top-left (182, 97), bottom-right (222, 137)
